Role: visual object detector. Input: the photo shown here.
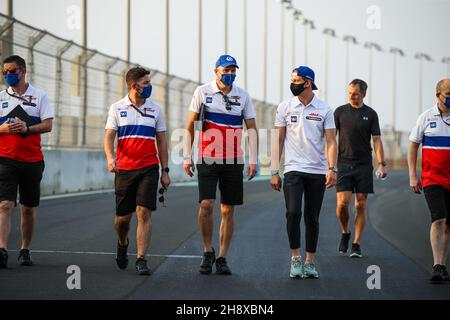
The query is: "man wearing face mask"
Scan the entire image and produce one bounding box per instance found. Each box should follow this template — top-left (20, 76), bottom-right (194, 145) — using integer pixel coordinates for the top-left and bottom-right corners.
top-left (270, 66), bottom-right (337, 279)
top-left (0, 55), bottom-right (53, 269)
top-left (184, 54), bottom-right (258, 275)
top-left (104, 67), bottom-right (170, 275)
top-left (408, 79), bottom-right (450, 283)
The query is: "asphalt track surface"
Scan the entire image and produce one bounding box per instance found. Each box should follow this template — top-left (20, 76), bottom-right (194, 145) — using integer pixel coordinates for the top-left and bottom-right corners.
top-left (0, 171), bottom-right (449, 300)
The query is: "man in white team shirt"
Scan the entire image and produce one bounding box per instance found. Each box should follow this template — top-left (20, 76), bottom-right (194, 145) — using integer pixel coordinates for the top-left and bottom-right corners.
top-left (270, 66), bottom-right (337, 279)
top-left (408, 79), bottom-right (450, 282)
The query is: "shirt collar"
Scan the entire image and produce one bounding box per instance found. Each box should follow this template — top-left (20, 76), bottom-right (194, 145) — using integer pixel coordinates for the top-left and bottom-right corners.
top-left (290, 94), bottom-right (319, 109)
top-left (123, 94), bottom-right (153, 108)
top-left (433, 103), bottom-right (442, 116)
top-left (210, 80), bottom-right (237, 96)
top-left (7, 83), bottom-right (34, 97)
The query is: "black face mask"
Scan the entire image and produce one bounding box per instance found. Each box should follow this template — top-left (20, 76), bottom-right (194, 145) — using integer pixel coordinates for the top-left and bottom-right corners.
top-left (290, 82), bottom-right (306, 96)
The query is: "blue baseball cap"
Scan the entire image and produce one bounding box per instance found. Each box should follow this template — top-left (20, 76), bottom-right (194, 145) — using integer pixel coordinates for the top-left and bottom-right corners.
top-left (294, 66), bottom-right (318, 90)
top-left (215, 54), bottom-right (239, 69)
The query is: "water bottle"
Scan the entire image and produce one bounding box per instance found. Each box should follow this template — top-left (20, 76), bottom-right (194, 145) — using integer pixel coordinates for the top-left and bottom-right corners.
top-left (375, 170), bottom-right (387, 181)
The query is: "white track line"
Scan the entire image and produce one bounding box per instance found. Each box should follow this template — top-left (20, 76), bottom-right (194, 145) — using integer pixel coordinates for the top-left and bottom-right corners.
top-left (8, 249), bottom-right (201, 259)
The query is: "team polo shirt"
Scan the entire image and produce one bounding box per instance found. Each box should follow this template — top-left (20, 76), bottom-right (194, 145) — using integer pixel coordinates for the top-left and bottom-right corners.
top-left (409, 104), bottom-right (450, 190)
top-left (105, 96), bottom-right (166, 171)
top-left (189, 81), bottom-right (256, 159)
top-left (274, 95), bottom-right (335, 175)
top-left (0, 84), bottom-right (54, 162)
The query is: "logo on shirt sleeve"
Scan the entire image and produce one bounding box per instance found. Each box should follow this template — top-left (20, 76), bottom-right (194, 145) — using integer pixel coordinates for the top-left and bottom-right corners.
top-left (206, 97), bottom-right (213, 104)
top-left (430, 122), bottom-right (437, 128)
top-left (120, 111), bottom-right (127, 117)
top-left (291, 115), bottom-right (298, 123)
top-left (2, 101), bottom-right (8, 108)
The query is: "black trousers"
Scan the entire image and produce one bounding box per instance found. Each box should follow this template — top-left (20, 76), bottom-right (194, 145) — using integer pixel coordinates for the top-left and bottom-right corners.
top-left (283, 171), bottom-right (326, 253)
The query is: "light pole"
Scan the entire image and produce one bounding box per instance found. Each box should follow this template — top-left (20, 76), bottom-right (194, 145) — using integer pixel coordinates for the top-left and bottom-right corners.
top-left (243, 0), bottom-right (247, 89)
top-left (164, 0), bottom-right (170, 75)
top-left (224, 0), bottom-right (228, 53)
top-left (442, 57), bottom-right (450, 78)
top-left (323, 28), bottom-right (336, 102)
top-left (263, 0), bottom-right (268, 103)
top-left (415, 52), bottom-right (433, 117)
top-left (197, 0), bottom-right (202, 83)
top-left (342, 35), bottom-right (358, 88)
top-left (389, 48), bottom-right (405, 133)
top-left (125, 0), bottom-right (130, 63)
top-left (292, 10), bottom-right (303, 68)
top-left (364, 42), bottom-right (383, 106)
top-left (278, 0), bottom-right (292, 101)
top-left (302, 19), bottom-right (315, 65)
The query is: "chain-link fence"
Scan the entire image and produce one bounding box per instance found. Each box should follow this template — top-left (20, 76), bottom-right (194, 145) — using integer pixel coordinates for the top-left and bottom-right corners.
top-left (0, 13), bottom-right (277, 153)
top-left (0, 12), bottom-right (413, 170)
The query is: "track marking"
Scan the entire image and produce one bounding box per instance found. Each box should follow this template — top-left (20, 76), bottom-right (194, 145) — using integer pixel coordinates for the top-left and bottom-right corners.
top-left (8, 249), bottom-right (202, 259)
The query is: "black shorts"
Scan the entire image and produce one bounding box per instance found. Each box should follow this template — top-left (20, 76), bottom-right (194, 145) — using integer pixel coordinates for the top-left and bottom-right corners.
top-left (0, 157), bottom-right (45, 207)
top-left (424, 185), bottom-right (450, 224)
top-left (336, 162), bottom-right (374, 194)
top-left (114, 165), bottom-right (159, 216)
top-left (196, 160), bottom-right (244, 206)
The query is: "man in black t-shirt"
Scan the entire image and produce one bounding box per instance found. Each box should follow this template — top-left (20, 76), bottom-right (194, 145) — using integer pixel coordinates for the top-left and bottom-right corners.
top-left (334, 79), bottom-right (387, 258)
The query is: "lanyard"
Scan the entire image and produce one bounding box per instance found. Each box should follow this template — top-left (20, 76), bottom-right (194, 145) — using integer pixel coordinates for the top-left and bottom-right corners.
top-left (6, 88), bottom-right (36, 107)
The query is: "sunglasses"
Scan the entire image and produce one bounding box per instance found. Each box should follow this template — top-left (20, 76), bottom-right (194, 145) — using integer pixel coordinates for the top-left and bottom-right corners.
top-left (218, 92), bottom-right (232, 111)
top-left (158, 187), bottom-right (166, 207)
top-left (2, 68), bottom-right (19, 76)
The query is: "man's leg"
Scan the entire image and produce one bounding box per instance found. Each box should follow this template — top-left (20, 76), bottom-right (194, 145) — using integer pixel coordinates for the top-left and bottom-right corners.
top-left (353, 193), bottom-right (368, 245)
top-left (0, 200), bottom-right (15, 249)
top-left (303, 173), bottom-right (326, 266)
top-left (136, 206), bottom-right (152, 258)
top-left (283, 173), bottom-right (304, 258)
top-left (431, 219), bottom-right (447, 266)
top-left (443, 224), bottom-right (450, 265)
top-left (199, 199), bottom-right (215, 252)
top-left (20, 205), bottom-right (35, 250)
top-left (115, 213), bottom-right (133, 246)
top-left (336, 192), bottom-right (352, 234)
top-left (218, 204), bottom-right (235, 258)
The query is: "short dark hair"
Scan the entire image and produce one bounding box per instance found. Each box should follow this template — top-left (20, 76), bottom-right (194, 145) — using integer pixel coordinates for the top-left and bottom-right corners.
top-left (3, 55), bottom-right (26, 69)
top-left (349, 79), bottom-right (368, 95)
top-left (126, 67), bottom-right (150, 89)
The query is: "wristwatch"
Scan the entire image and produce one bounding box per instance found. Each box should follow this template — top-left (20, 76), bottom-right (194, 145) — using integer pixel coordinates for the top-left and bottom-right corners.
top-left (161, 167), bottom-right (170, 173)
top-left (378, 161), bottom-right (387, 167)
top-left (270, 169), bottom-right (279, 175)
top-left (328, 166), bottom-right (337, 173)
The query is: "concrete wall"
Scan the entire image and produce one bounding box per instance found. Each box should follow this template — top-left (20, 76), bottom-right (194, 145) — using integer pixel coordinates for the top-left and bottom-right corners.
top-left (41, 149), bottom-right (189, 196)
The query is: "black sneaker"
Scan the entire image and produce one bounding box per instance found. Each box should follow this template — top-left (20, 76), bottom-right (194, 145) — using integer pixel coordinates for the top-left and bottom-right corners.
top-left (115, 239), bottom-right (129, 270)
top-left (339, 233), bottom-right (351, 253)
top-left (199, 248), bottom-right (216, 274)
top-left (0, 248), bottom-right (8, 269)
top-left (350, 243), bottom-right (363, 258)
top-left (430, 264), bottom-right (444, 282)
top-left (135, 257), bottom-right (151, 275)
top-left (442, 265), bottom-right (450, 282)
top-left (18, 249), bottom-right (33, 266)
top-left (216, 257), bottom-right (232, 275)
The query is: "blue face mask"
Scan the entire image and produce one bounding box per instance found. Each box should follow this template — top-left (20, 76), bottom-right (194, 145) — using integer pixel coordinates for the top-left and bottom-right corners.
top-left (4, 73), bottom-right (20, 87)
top-left (139, 85), bottom-right (152, 99)
top-left (444, 96), bottom-right (450, 109)
top-left (219, 73), bottom-right (236, 86)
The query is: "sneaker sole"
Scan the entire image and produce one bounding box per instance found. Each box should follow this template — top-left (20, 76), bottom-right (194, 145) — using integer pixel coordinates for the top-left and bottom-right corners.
top-left (199, 268), bottom-right (213, 274)
top-left (136, 270), bottom-right (151, 276)
top-left (290, 274), bottom-right (304, 279)
top-left (430, 275), bottom-right (444, 282)
top-left (305, 274), bottom-right (319, 279)
top-left (350, 253), bottom-right (363, 258)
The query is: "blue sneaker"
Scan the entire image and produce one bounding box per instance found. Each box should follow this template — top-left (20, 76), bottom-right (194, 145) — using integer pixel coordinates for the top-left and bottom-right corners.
top-left (290, 256), bottom-right (304, 278)
top-left (304, 261), bottom-right (319, 278)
